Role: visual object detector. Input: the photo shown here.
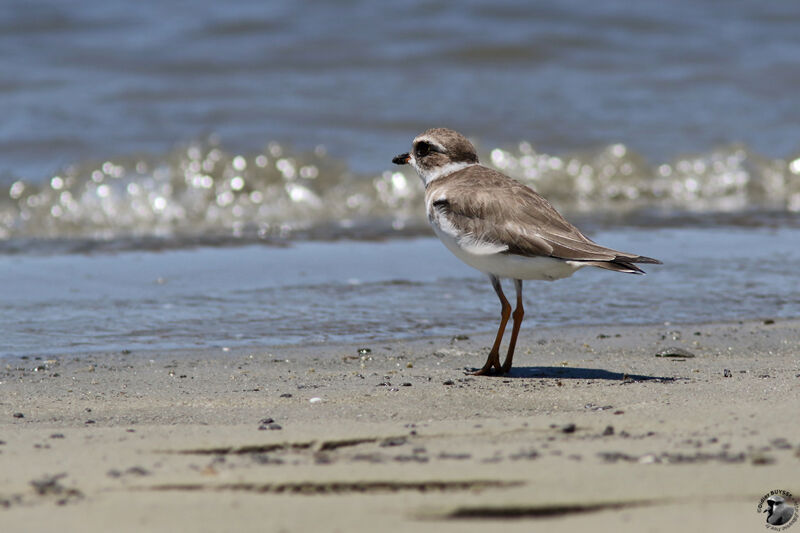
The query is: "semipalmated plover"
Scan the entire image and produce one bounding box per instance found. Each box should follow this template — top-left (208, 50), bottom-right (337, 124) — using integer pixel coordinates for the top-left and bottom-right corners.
top-left (393, 128), bottom-right (661, 375)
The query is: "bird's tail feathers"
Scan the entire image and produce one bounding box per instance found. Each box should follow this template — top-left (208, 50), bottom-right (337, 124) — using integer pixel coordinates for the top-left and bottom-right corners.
top-left (581, 254), bottom-right (661, 275)
top-left (630, 255), bottom-right (662, 265)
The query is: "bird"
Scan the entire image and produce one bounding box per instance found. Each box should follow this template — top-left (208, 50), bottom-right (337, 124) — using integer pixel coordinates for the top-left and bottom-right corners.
top-left (765, 495), bottom-right (795, 526)
top-left (392, 127), bottom-right (661, 375)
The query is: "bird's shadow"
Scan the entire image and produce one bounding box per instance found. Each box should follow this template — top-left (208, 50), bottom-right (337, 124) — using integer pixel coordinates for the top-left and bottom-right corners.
top-left (468, 366), bottom-right (675, 382)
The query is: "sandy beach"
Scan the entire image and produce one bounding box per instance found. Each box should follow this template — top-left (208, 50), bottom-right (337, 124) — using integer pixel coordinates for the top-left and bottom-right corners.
top-left (1, 318), bottom-right (798, 532)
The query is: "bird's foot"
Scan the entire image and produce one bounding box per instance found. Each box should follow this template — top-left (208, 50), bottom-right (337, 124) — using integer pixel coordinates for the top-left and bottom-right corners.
top-left (467, 356), bottom-right (506, 376)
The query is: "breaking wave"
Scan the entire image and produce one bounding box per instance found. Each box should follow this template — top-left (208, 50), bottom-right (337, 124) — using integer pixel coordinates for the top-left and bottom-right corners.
top-left (2, 137), bottom-right (799, 253)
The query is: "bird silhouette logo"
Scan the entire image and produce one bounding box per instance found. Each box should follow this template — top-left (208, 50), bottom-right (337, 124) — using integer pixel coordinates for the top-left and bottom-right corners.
top-left (758, 490), bottom-right (798, 530)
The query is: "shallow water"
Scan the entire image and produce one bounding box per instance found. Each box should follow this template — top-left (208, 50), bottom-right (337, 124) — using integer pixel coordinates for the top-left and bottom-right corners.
top-left (2, 1), bottom-right (799, 357)
top-left (2, 227), bottom-right (797, 358)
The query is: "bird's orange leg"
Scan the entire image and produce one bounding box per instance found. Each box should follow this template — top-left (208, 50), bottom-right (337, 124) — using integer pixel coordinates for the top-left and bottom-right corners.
top-left (471, 275), bottom-right (509, 376)
top-left (501, 279), bottom-right (524, 374)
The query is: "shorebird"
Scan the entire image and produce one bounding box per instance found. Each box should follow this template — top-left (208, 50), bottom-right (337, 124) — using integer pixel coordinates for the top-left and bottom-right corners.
top-left (392, 128), bottom-right (661, 375)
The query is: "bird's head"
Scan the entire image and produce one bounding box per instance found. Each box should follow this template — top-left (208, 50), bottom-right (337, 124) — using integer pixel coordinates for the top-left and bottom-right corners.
top-left (392, 128), bottom-right (479, 185)
top-left (766, 495), bottom-right (785, 512)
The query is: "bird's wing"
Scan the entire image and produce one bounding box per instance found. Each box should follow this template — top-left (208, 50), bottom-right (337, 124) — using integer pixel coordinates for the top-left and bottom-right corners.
top-left (429, 165), bottom-right (655, 264)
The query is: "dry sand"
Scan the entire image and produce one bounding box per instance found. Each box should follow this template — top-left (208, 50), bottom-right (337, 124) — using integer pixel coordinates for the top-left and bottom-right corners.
top-left (1, 318), bottom-right (799, 532)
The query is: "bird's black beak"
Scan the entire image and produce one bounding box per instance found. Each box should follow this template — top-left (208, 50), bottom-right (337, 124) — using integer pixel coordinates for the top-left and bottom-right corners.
top-left (392, 153), bottom-right (410, 165)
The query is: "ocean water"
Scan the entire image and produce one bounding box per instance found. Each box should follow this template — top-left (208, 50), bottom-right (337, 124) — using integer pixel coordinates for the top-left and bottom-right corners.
top-left (1, 227), bottom-right (798, 358)
top-left (1, 0), bottom-right (799, 357)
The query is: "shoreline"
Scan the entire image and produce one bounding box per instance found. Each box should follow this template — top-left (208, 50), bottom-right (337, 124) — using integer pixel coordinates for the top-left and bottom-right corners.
top-left (3, 311), bottom-right (793, 364)
top-left (2, 318), bottom-right (799, 531)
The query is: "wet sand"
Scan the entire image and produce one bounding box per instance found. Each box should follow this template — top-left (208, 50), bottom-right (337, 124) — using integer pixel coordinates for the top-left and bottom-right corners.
top-left (1, 319), bottom-right (799, 532)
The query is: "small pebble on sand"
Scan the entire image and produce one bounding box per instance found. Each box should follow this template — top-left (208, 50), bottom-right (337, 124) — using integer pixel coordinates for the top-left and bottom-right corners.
top-left (655, 347), bottom-right (696, 358)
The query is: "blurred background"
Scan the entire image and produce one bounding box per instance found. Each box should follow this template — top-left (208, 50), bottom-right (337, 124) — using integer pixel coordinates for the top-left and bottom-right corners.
top-left (1, 0), bottom-right (798, 356)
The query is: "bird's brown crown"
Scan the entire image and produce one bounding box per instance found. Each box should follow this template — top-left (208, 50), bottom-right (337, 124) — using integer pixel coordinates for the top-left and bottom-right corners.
top-left (411, 128), bottom-right (479, 169)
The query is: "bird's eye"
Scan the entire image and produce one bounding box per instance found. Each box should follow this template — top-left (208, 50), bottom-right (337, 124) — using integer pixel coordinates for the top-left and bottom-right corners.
top-left (415, 142), bottom-right (431, 158)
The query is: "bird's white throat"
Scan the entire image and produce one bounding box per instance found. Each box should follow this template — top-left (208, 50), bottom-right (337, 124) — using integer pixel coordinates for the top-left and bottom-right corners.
top-left (410, 158), bottom-right (477, 186)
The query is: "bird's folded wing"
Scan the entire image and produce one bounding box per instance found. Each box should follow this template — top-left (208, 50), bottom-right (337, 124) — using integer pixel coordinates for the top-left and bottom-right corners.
top-left (436, 168), bottom-right (638, 262)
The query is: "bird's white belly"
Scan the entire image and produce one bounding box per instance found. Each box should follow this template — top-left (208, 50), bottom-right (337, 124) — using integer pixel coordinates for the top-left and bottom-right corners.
top-left (432, 223), bottom-right (584, 281)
